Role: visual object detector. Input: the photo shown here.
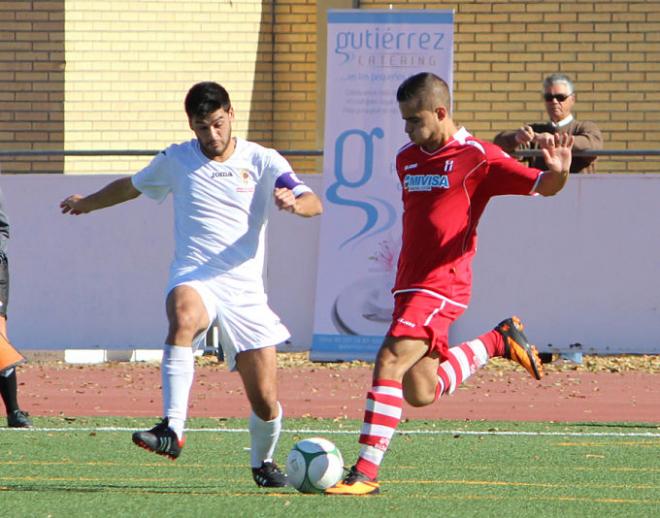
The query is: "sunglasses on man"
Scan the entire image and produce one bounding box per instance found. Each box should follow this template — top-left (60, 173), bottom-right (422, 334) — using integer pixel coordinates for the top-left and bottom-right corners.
top-left (544, 93), bottom-right (573, 102)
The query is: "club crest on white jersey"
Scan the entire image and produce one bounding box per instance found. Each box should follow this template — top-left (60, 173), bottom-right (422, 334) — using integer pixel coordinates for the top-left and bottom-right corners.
top-left (236, 169), bottom-right (255, 193)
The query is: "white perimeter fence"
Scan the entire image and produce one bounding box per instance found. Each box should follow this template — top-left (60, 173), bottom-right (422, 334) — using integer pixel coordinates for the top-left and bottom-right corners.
top-left (0, 149), bottom-right (659, 356)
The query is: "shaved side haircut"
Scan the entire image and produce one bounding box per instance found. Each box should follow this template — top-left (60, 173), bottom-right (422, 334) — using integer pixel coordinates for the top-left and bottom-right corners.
top-left (396, 72), bottom-right (451, 112)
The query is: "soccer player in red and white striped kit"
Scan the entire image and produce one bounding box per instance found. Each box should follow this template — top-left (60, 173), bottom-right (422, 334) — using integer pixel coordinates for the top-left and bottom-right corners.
top-left (326, 72), bottom-right (574, 495)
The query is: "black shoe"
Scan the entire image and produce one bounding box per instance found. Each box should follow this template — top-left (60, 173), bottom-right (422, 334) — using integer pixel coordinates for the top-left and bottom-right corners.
top-left (132, 418), bottom-right (185, 460)
top-left (252, 461), bottom-right (288, 487)
top-left (7, 409), bottom-right (32, 428)
top-left (496, 316), bottom-right (544, 380)
top-left (325, 465), bottom-right (380, 495)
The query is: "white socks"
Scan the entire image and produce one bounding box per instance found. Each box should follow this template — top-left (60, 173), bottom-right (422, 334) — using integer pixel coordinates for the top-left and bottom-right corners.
top-left (249, 401), bottom-right (283, 468)
top-left (161, 344), bottom-right (195, 440)
top-left (161, 344), bottom-right (282, 463)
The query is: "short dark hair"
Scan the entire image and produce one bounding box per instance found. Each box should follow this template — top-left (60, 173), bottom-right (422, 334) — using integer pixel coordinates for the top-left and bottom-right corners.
top-left (396, 72), bottom-right (451, 112)
top-left (184, 81), bottom-right (232, 119)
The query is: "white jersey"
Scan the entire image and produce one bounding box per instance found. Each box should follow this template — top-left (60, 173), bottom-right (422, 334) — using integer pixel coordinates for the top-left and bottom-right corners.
top-left (132, 137), bottom-right (304, 287)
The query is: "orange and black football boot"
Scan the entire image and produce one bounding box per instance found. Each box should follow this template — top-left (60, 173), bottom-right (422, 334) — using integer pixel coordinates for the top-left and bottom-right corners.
top-left (325, 466), bottom-right (380, 496)
top-left (496, 316), bottom-right (544, 380)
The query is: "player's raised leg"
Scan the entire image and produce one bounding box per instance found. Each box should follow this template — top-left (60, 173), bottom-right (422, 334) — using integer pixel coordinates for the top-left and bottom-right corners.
top-left (433, 316), bottom-right (543, 401)
top-left (132, 285), bottom-right (209, 459)
top-left (434, 338), bottom-right (490, 397)
top-left (236, 346), bottom-right (288, 487)
top-left (396, 337), bottom-right (490, 407)
top-left (405, 334), bottom-right (499, 406)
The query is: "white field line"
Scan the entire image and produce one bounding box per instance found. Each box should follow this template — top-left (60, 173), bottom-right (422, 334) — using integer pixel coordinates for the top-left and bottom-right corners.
top-left (1, 427), bottom-right (658, 438)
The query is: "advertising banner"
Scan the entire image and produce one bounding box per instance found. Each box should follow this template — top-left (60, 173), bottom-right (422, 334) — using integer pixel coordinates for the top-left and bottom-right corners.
top-left (311, 10), bottom-right (454, 361)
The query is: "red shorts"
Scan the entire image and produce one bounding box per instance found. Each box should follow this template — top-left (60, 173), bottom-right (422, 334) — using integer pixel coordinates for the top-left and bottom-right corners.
top-left (387, 291), bottom-right (466, 361)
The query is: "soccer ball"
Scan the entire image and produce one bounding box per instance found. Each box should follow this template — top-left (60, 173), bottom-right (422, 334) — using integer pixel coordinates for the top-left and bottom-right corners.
top-left (286, 437), bottom-right (344, 493)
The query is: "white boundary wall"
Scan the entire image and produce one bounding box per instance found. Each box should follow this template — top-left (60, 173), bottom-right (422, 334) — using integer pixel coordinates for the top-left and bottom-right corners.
top-left (2, 173), bottom-right (659, 354)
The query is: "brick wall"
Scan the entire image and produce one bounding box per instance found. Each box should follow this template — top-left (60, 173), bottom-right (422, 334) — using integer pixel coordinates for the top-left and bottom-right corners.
top-left (272, 0), bottom-right (319, 175)
top-left (0, 1), bottom-right (65, 174)
top-left (62, 0), bottom-right (275, 174)
top-left (2, 1), bottom-right (658, 175)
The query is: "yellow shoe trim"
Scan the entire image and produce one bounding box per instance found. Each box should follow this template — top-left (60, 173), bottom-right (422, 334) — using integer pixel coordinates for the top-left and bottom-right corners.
top-left (325, 480), bottom-right (380, 496)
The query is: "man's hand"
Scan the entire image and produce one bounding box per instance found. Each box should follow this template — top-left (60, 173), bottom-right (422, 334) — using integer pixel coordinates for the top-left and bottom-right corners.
top-left (60, 195), bottom-right (91, 215)
top-left (514, 125), bottom-right (535, 145)
top-left (274, 187), bottom-right (296, 213)
top-left (532, 131), bottom-right (556, 148)
top-left (273, 188), bottom-right (323, 217)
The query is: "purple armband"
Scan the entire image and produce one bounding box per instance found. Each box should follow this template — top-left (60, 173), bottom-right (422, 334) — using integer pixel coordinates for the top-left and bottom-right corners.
top-left (275, 172), bottom-right (304, 190)
top-left (275, 172), bottom-right (313, 197)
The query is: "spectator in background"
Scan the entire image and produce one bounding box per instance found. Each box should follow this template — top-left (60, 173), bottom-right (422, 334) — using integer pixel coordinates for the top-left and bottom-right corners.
top-left (494, 73), bottom-right (603, 173)
top-left (0, 187), bottom-right (32, 428)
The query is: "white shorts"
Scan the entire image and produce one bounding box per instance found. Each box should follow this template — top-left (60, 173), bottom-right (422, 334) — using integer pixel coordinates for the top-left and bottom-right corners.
top-left (167, 273), bottom-right (290, 372)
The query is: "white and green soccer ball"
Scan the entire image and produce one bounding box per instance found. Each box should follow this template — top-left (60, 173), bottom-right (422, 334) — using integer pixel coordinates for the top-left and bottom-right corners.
top-left (286, 437), bottom-right (344, 493)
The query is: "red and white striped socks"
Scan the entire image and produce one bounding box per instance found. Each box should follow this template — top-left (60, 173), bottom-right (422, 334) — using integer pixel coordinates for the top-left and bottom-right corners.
top-left (436, 329), bottom-right (504, 398)
top-left (355, 379), bottom-right (403, 479)
top-left (354, 339), bottom-right (489, 479)
top-left (354, 331), bottom-right (504, 478)
top-left (436, 338), bottom-right (490, 398)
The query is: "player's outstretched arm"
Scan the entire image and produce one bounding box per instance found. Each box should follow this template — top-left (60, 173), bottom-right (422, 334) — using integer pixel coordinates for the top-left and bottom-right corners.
top-left (60, 176), bottom-right (141, 215)
top-left (534, 132), bottom-right (575, 197)
top-left (273, 188), bottom-right (323, 218)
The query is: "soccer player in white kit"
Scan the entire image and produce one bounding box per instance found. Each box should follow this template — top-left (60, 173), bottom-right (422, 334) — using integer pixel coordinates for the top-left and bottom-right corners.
top-left (60, 81), bottom-right (323, 487)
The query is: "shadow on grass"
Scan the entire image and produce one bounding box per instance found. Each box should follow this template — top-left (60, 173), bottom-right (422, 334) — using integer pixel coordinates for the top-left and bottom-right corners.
top-left (1, 483), bottom-right (293, 496)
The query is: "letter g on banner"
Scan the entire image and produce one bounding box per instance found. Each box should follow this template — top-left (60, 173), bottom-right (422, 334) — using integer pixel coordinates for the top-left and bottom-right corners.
top-left (327, 127), bottom-right (385, 248)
